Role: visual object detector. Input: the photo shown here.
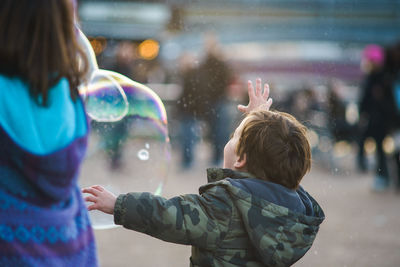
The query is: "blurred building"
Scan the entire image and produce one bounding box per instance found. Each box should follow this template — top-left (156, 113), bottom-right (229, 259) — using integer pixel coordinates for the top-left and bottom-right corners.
top-left (78, 0), bottom-right (400, 84)
top-left (78, 0), bottom-right (400, 170)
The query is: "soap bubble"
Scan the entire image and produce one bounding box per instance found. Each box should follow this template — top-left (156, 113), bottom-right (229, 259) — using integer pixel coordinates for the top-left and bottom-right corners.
top-left (137, 148), bottom-right (150, 161)
top-left (80, 69), bottom-right (129, 122)
top-left (75, 26), bottom-right (98, 80)
top-left (80, 71), bottom-right (170, 229)
top-left (76, 26), bottom-right (129, 122)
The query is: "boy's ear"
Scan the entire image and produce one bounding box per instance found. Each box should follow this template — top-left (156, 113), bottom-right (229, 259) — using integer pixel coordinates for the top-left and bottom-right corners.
top-left (234, 153), bottom-right (247, 169)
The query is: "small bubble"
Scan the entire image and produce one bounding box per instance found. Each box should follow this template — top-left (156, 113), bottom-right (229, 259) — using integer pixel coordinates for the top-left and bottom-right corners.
top-left (314, 250), bottom-right (318, 255)
top-left (145, 143), bottom-right (150, 149)
top-left (137, 149), bottom-right (149, 161)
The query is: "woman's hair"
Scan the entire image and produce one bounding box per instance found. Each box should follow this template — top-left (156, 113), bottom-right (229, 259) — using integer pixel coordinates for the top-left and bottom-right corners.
top-left (0, 0), bottom-right (88, 105)
top-left (236, 110), bottom-right (311, 190)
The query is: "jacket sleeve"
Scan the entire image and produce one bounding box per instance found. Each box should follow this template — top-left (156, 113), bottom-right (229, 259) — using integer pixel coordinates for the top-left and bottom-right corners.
top-left (114, 188), bottom-right (232, 249)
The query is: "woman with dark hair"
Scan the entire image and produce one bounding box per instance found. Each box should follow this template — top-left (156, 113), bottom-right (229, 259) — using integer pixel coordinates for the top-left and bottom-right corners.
top-left (0, 0), bottom-right (97, 265)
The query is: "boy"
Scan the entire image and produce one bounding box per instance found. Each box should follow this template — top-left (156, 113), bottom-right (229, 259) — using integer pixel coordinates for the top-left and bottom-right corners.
top-left (83, 79), bottom-right (325, 267)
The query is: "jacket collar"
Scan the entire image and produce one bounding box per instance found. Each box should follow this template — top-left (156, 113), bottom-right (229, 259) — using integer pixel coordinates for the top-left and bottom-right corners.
top-left (206, 168), bottom-right (255, 183)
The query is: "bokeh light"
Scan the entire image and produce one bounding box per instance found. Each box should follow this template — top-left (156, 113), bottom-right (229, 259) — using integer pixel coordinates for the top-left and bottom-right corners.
top-left (138, 39), bottom-right (160, 60)
top-left (318, 136), bottom-right (332, 153)
top-left (383, 136), bottom-right (395, 155)
top-left (364, 137), bottom-right (376, 155)
top-left (333, 141), bottom-right (352, 158)
top-left (307, 129), bottom-right (319, 149)
top-left (89, 37), bottom-right (107, 56)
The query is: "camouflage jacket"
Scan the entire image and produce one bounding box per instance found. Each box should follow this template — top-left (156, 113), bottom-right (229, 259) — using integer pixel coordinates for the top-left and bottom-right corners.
top-left (114, 168), bottom-right (325, 267)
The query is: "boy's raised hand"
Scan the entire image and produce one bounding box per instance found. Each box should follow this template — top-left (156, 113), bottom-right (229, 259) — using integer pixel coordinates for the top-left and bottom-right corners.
top-left (82, 185), bottom-right (116, 215)
top-left (237, 78), bottom-right (273, 114)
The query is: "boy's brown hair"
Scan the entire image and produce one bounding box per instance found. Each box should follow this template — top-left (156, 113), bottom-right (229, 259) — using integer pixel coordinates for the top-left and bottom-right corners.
top-left (236, 110), bottom-right (311, 190)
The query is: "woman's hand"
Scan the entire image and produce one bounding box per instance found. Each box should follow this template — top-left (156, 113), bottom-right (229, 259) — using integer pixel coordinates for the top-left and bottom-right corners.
top-left (237, 78), bottom-right (273, 114)
top-left (82, 185), bottom-right (116, 215)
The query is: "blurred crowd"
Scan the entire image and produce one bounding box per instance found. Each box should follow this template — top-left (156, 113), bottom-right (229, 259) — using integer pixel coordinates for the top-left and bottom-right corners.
top-left (98, 32), bottom-right (244, 171)
top-left (95, 34), bottom-right (400, 192)
top-left (278, 41), bottom-right (400, 192)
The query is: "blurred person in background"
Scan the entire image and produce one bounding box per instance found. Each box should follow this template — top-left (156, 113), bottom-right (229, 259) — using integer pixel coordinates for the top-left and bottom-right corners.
top-left (288, 86), bottom-right (322, 125)
top-left (357, 44), bottom-right (385, 174)
top-left (357, 44), bottom-right (395, 191)
top-left (198, 32), bottom-right (234, 166)
top-left (225, 74), bottom-right (249, 136)
top-left (327, 79), bottom-right (356, 143)
top-left (176, 52), bottom-right (202, 169)
top-left (286, 89), bottom-right (310, 123)
top-left (0, 0), bottom-right (97, 265)
top-left (384, 42), bottom-right (400, 191)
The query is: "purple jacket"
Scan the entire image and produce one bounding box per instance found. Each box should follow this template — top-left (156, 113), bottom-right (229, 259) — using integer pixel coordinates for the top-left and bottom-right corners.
top-left (0, 76), bottom-right (97, 266)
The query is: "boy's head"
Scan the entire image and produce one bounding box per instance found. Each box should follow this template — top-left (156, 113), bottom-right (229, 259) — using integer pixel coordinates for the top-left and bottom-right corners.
top-left (223, 109), bottom-right (311, 190)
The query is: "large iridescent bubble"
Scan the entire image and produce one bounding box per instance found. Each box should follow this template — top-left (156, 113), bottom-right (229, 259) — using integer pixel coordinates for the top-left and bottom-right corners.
top-left (76, 27), bottom-right (170, 229)
top-left (79, 71), bottom-right (171, 229)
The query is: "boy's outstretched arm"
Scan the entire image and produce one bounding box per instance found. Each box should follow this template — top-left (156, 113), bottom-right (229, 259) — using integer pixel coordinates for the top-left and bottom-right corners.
top-left (82, 185), bottom-right (232, 249)
top-left (237, 78), bottom-right (273, 113)
top-left (111, 190), bottom-right (232, 248)
top-left (82, 185), bottom-right (116, 214)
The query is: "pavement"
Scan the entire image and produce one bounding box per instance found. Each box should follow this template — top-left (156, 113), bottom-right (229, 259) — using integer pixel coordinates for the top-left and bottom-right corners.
top-left (91, 141), bottom-right (400, 267)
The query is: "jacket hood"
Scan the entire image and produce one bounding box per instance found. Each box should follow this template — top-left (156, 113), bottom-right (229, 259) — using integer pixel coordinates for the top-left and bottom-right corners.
top-left (0, 75), bottom-right (88, 155)
top-left (205, 168), bottom-right (325, 266)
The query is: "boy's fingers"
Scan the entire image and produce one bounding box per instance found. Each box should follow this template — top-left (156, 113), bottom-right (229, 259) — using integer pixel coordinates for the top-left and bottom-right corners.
top-left (92, 185), bottom-right (104, 192)
top-left (84, 195), bottom-right (98, 203)
top-left (237, 104), bottom-right (247, 113)
top-left (81, 188), bottom-right (92, 194)
top-left (82, 187), bottom-right (97, 196)
top-left (255, 78), bottom-right (262, 96)
top-left (87, 204), bottom-right (98, 211)
top-left (82, 187), bottom-right (99, 196)
top-left (247, 80), bottom-right (255, 97)
top-left (263, 83), bottom-right (270, 99)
